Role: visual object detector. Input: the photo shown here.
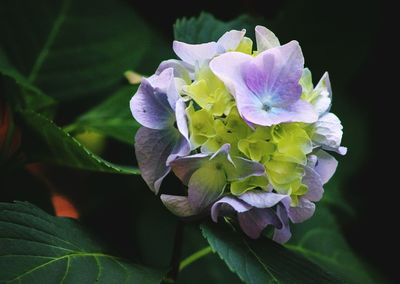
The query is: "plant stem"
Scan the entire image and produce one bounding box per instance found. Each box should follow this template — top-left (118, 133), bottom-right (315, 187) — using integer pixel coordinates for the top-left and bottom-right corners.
top-left (63, 123), bottom-right (76, 133)
top-left (165, 221), bottom-right (185, 283)
top-left (179, 246), bottom-right (213, 271)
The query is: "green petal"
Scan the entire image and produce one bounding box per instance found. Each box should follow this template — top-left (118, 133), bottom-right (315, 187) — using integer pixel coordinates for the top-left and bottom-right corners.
top-left (231, 175), bottom-right (269, 196)
top-left (265, 160), bottom-right (304, 192)
top-left (235, 37), bottom-right (253, 55)
top-left (203, 120), bottom-right (239, 154)
top-left (272, 124), bottom-right (312, 165)
top-left (300, 68), bottom-right (314, 97)
top-left (225, 107), bottom-right (251, 139)
top-left (187, 103), bottom-right (215, 147)
top-left (188, 165), bottom-right (227, 211)
top-left (185, 67), bottom-right (234, 116)
top-left (238, 139), bottom-right (275, 162)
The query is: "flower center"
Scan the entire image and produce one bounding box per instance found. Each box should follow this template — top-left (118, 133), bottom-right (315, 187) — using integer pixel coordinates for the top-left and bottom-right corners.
top-left (262, 104), bottom-right (271, 112)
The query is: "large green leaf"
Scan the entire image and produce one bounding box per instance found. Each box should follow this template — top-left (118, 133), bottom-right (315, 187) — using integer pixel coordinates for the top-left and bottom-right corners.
top-left (286, 206), bottom-right (376, 284)
top-left (0, 0), bottom-right (151, 101)
top-left (0, 48), bottom-right (55, 113)
top-left (200, 221), bottom-right (340, 284)
top-left (174, 12), bottom-right (260, 44)
top-left (18, 110), bottom-right (138, 174)
top-left (66, 86), bottom-right (139, 144)
top-left (0, 201), bottom-right (164, 283)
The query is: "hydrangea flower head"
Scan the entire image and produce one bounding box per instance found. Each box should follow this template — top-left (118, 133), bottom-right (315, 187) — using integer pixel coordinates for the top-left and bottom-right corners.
top-left (130, 26), bottom-right (346, 243)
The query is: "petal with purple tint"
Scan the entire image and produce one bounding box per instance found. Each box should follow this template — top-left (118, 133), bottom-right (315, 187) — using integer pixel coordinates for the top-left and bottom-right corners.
top-left (288, 198), bottom-right (316, 223)
top-left (273, 204), bottom-right (292, 244)
top-left (238, 98), bottom-right (318, 126)
top-left (147, 68), bottom-right (180, 110)
top-left (302, 166), bottom-right (324, 202)
top-left (227, 157), bottom-right (266, 181)
top-left (255, 25), bottom-right (280, 52)
top-left (187, 166), bottom-right (227, 212)
top-left (244, 41), bottom-right (304, 107)
top-left (211, 42), bottom-right (317, 126)
top-left (211, 196), bottom-right (252, 222)
top-left (217, 29), bottom-right (246, 51)
top-left (135, 127), bottom-right (184, 194)
top-left (156, 59), bottom-right (193, 84)
top-left (175, 99), bottom-right (190, 142)
top-left (160, 194), bottom-right (196, 217)
top-left (170, 152), bottom-right (209, 185)
top-left (130, 80), bottom-right (174, 130)
top-left (238, 208), bottom-right (281, 239)
top-left (238, 190), bottom-right (290, 208)
top-left (209, 51), bottom-right (252, 97)
top-left (173, 41), bottom-right (221, 66)
top-left (314, 150), bottom-right (338, 184)
top-left (166, 135), bottom-right (191, 165)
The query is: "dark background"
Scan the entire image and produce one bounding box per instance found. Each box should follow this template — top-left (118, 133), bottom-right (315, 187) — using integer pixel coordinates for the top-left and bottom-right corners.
top-left (1, 0), bottom-right (396, 282)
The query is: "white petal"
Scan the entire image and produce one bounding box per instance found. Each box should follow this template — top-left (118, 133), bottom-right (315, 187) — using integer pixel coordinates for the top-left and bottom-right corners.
top-left (255, 25), bottom-right (280, 51)
top-left (313, 112), bottom-right (343, 150)
top-left (173, 40), bottom-right (221, 66)
top-left (217, 29), bottom-right (246, 51)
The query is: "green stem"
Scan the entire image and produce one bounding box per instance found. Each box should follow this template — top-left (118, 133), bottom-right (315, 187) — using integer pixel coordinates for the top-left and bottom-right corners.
top-left (179, 246), bottom-right (213, 271)
top-left (63, 123), bottom-right (77, 133)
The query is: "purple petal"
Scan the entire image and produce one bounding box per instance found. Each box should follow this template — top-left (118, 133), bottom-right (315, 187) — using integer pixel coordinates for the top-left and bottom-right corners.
top-left (288, 198), bottom-right (316, 223)
top-left (302, 166), bottom-right (324, 202)
top-left (255, 25), bottom-right (280, 51)
top-left (160, 194), bottom-right (196, 217)
top-left (228, 157), bottom-right (266, 181)
top-left (147, 68), bottom-right (180, 110)
top-left (211, 196), bottom-right (252, 222)
top-left (170, 153), bottom-right (209, 185)
top-left (166, 135), bottom-right (191, 165)
top-left (209, 51), bottom-right (253, 97)
top-left (315, 150), bottom-right (338, 184)
top-left (217, 29), bottom-right (246, 51)
top-left (175, 99), bottom-right (190, 142)
top-left (238, 208), bottom-right (281, 239)
top-left (238, 98), bottom-right (318, 126)
top-left (156, 59), bottom-right (194, 83)
top-left (130, 79), bottom-right (174, 130)
top-left (241, 62), bottom-right (269, 96)
top-left (211, 42), bottom-right (318, 126)
top-left (238, 191), bottom-right (290, 208)
top-left (251, 41), bottom-right (304, 107)
top-left (273, 204), bottom-right (292, 244)
top-left (187, 166), bottom-right (227, 212)
top-left (135, 127), bottom-right (184, 193)
top-left (173, 41), bottom-right (221, 66)
top-left (336, 146), bottom-right (348, 155)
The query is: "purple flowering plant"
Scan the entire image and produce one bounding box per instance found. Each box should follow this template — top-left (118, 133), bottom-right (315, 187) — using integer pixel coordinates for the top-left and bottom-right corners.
top-left (3, 2), bottom-right (385, 281)
top-left (131, 25), bottom-right (346, 243)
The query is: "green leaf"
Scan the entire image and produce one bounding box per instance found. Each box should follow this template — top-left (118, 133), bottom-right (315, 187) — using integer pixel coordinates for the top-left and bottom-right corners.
top-left (0, 201), bottom-right (164, 283)
top-left (286, 206), bottom-right (375, 284)
top-left (66, 86), bottom-right (139, 144)
top-left (200, 221), bottom-right (340, 284)
top-left (19, 110), bottom-right (139, 174)
top-left (0, 0), bottom-right (152, 101)
top-left (174, 12), bottom-right (259, 44)
top-left (0, 48), bottom-right (56, 113)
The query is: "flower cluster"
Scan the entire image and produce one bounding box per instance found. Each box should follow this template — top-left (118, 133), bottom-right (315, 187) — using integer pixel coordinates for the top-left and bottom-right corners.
top-left (130, 26), bottom-right (346, 243)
